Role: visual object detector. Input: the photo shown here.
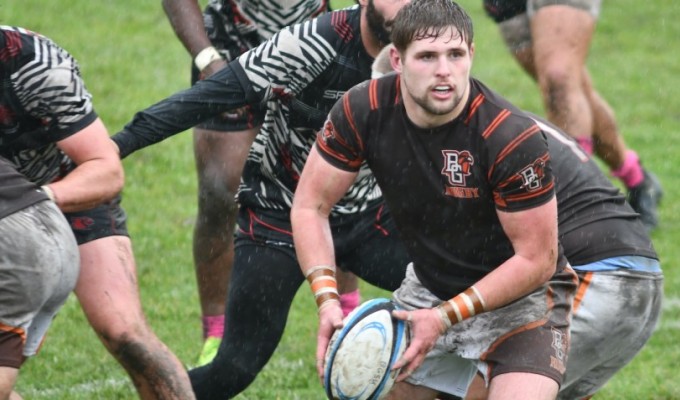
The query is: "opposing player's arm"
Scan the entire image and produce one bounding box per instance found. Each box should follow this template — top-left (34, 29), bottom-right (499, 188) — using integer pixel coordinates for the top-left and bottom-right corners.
top-left (111, 66), bottom-right (247, 158)
top-left (162, 0), bottom-right (227, 76)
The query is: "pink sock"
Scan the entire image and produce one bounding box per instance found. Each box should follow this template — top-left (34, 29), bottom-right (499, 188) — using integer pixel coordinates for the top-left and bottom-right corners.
top-left (575, 137), bottom-right (594, 155)
top-left (611, 150), bottom-right (644, 188)
top-left (202, 315), bottom-right (225, 339)
top-left (340, 289), bottom-right (361, 317)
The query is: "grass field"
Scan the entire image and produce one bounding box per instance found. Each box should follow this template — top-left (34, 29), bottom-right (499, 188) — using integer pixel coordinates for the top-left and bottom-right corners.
top-left (3, 0), bottom-right (680, 398)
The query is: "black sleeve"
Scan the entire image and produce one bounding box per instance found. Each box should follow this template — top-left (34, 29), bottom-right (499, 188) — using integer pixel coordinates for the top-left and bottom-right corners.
top-left (112, 64), bottom-right (252, 158)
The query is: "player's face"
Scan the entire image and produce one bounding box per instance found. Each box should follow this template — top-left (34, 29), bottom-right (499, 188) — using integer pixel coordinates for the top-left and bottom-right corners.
top-left (393, 27), bottom-right (474, 128)
top-left (365, 0), bottom-right (411, 45)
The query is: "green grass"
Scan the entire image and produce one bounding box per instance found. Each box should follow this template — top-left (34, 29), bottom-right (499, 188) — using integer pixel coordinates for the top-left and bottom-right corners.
top-left (4, 0), bottom-right (680, 398)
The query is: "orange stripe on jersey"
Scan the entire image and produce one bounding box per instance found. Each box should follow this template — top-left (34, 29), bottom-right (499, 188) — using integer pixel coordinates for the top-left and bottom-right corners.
top-left (316, 133), bottom-right (363, 169)
top-left (369, 80), bottom-right (379, 110)
top-left (343, 94), bottom-right (365, 154)
top-left (464, 93), bottom-right (485, 125)
top-left (487, 124), bottom-right (541, 180)
top-left (0, 322), bottom-right (26, 343)
top-left (481, 109), bottom-right (511, 139)
top-left (499, 181), bottom-right (555, 204)
top-left (573, 272), bottom-right (593, 313)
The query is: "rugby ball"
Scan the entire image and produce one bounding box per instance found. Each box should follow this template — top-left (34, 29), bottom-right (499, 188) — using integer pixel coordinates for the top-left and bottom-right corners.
top-left (324, 298), bottom-right (409, 400)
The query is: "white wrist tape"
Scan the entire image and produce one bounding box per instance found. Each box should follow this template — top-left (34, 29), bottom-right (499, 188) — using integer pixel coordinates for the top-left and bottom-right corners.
top-left (194, 46), bottom-right (222, 72)
top-left (41, 185), bottom-right (56, 202)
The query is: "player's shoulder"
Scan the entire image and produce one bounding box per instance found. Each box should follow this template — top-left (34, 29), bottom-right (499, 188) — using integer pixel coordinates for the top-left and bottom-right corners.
top-left (345, 73), bottom-right (400, 112)
top-left (467, 78), bottom-right (540, 141)
top-left (306, 5), bottom-right (361, 42)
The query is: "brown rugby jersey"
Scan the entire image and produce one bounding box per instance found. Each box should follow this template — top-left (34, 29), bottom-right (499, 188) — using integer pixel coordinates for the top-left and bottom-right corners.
top-left (317, 74), bottom-right (566, 299)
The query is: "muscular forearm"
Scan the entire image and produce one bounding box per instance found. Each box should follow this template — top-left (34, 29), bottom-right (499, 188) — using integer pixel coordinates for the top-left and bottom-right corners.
top-left (47, 157), bottom-right (124, 212)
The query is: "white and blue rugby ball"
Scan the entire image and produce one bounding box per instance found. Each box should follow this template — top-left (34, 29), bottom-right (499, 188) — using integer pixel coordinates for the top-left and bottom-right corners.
top-left (324, 298), bottom-right (409, 400)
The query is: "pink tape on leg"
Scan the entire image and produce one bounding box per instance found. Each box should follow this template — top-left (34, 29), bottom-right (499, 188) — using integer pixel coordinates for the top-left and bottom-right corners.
top-left (611, 150), bottom-right (644, 188)
top-left (339, 289), bottom-right (361, 317)
top-left (575, 137), bottom-right (594, 155)
top-left (202, 315), bottom-right (225, 339)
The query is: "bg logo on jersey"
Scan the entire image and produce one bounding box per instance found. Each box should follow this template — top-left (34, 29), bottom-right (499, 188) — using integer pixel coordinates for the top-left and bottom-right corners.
top-left (518, 157), bottom-right (547, 191)
top-left (441, 150), bottom-right (479, 198)
top-left (441, 150), bottom-right (474, 185)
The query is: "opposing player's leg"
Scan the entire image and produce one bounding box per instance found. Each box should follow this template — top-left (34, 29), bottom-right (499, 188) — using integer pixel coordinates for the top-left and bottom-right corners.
top-left (530, 3), bottom-right (596, 149)
top-left (75, 235), bottom-right (195, 399)
top-left (192, 126), bottom-right (257, 366)
top-left (189, 239), bottom-right (305, 399)
top-left (500, 8), bottom-right (662, 231)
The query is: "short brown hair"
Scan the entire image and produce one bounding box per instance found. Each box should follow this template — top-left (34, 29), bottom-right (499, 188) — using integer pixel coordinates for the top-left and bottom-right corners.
top-left (390, 0), bottom-right (474, 53)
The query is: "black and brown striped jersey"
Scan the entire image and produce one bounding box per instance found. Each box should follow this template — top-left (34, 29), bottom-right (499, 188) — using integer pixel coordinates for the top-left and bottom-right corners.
top-left (317, 73), bottom-right (656, 298)
top-left (114, 6), bottom-right (382, 217)
top-left (317, 74), bottom-right (562, 298)
top-left (530, 117), bottom-right (657, 266)
top-left (0, 26), bottom-right (97, 185)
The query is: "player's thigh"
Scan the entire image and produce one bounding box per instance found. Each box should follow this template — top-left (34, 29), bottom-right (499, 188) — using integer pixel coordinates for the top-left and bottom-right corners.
top-left (488, 371), bottom-right (558, 400)
top-left (228, 240), bottom-right (304, 320)
top-left (74, 235), bottom-right (146, 333)
top-left (529, 1), bottom-right (597, 69)
top-left (193, 127), bottom-right (259, 193)
top-left (564, 272), bottom-right (662, 392)
top-left (0, 366), bottom-right (19, 398)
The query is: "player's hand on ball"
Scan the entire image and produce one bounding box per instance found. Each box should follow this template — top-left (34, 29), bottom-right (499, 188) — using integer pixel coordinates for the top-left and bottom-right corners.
top-left (391, 308), bottom-right (445, 381)
top-left (316, 301), bottom-right (344, 382)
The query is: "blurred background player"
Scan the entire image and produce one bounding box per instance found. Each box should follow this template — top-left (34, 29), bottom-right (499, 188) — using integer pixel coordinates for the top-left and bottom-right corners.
top-left (0, 156), bottom-right (80, 400)
top-left (481, 0), bottom-right (663, 231)
top-left (0, 26), bottom-right (195, 399)
top-left (161, 0), bottom-right (361, 366)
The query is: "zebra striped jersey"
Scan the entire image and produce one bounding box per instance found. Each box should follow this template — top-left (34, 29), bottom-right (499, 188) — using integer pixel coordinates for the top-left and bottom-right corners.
top-left (206, 0), bottom-right (329, 42)
top-left (235, 6), bottom-right (383, 215)
top-left (0, 26), bottom-right (97, 185)
top-left (115, 7), bottom-right (383, 216)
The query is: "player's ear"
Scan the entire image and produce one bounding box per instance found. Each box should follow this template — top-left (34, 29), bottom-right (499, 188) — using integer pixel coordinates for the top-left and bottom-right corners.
top-left (469, 42), bottom-right (475, 61)
top-left (389, 46), bottom-right (402, 73)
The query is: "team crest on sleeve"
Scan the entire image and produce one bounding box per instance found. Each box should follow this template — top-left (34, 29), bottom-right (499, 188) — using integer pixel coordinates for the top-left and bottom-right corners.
top-left (320, 119), bottom-right (335, 144)
top-left (441, 150), bottom-right (479, 198)
top-left (518, 156), bottom-right (547, 191)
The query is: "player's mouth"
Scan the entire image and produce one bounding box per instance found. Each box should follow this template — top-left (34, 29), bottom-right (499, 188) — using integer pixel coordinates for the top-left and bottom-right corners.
top-left (432, 85), bottom-right (453, 99)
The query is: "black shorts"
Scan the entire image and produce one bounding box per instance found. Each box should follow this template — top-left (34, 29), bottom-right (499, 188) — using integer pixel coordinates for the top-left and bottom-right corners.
top-left (483, 0), bottom-right (527, 23)
top-left (236, 202), bottom-right (410, 291)
top-left (63, 194), bottom-right (129, 245)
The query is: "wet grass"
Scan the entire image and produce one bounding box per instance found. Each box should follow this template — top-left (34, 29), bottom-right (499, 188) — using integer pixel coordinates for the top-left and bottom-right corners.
top-left (4, 0), bottom-right (679, 398)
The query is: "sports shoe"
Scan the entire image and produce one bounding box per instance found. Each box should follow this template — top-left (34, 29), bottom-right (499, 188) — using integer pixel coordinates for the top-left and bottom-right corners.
top-left (196, 336), bottom-right (221, 367)
top-left (627, 169), bottom-right (663, 232)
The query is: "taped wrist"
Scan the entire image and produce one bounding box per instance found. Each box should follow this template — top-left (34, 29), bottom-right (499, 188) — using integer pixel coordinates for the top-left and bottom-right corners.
top-left (194, 46), bottom-right (223, 72)
top-left (305, 265), bottom-right (340, 311)
top-left (41, 185), bottom-right (56, 203)
top-left (436, 286), bottom-right (487, 329)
